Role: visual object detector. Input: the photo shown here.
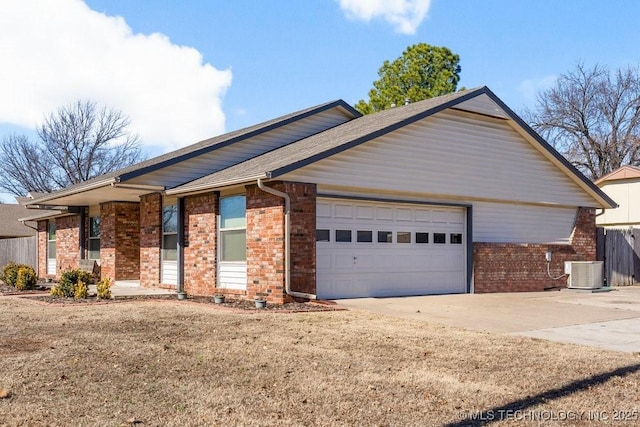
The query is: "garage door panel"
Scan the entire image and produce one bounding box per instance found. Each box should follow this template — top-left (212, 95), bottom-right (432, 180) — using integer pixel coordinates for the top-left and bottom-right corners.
top-left (317, 198), bottom-right (467, 299)
top-left (317, 203), bottom-right (331, 217)
top-left (355, 254), bottom-right (375, 268)
top-left (356, 206), bottom-right (374, 219)
top-left (334, 254), bottom-right (356, 269)
top-left (317, 253), bottom-right (332, 270)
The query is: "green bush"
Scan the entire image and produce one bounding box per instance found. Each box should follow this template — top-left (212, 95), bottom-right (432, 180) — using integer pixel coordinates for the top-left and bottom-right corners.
top-left (51, 268), bottom-right (93, 298)
top-left (96, 277), bottom-right (112, 300)
top-left (15, 266), bottom-right (37, 290)
top-left (1, 262), bottom-right (20, 287)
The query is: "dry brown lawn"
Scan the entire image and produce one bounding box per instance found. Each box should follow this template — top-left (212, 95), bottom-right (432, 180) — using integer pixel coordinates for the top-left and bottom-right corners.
top-left (1, 296), bottom-right (639, 426)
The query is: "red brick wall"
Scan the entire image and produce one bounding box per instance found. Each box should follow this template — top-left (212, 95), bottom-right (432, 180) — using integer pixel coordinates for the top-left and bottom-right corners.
top-left (288, 183), bottom-right (316, 295)
top-left (246, 181), bottom-right (316, 304)
top-left (100, 202), bottom-right (140, 281)
top-left (183, 192), bottom-right (218, 296)
top-left (37, 220), bottom-right (47, 278)
top-left (140, 193), bottom-right (162, 287)
top-left (56, 215), bottom-right (81, 275)
top-left (473, 207), bottom-right (596, 293)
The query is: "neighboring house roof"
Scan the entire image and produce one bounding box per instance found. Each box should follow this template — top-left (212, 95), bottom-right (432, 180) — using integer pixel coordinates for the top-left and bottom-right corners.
top-left (595, 165), bottom-right (640, 185)
top-left (25, 100), bottom-right (360, 207)
top-left (0, 204), bottom-right (38, 237)
top-left (167, 87), bottom-right (617, 209)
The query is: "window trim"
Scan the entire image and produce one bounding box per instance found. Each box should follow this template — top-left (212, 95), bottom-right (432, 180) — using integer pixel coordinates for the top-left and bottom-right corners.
top-left (219, 195), bottom-right (247, 262)
top-left (88, 216), bottom-right (101, 260)
top-left (162, 204), bottom-right (178, 262)
top-left (47, 221), bottom-right (56, 260)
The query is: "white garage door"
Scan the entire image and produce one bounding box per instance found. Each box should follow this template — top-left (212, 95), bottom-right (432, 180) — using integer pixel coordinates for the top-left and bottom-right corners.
top-left (316, 199), bottom-right (467, 299)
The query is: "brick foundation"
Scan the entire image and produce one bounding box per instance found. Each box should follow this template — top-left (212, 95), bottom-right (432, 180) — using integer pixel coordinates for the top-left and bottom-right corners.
top-left (246, 181), bottom-right (316, 304)
top-left (100, 202), bottom-right (140, 281)
top-left (183, 192), bottom-right (218, 296)
top-left (140, 193), bottom-right (162, 287)
top-left (473, 207), bottom-right (596, 293)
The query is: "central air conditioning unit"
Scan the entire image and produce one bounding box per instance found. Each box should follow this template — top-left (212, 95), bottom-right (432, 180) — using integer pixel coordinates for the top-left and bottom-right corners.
top-left (564, 261), bottom-right (604, 289)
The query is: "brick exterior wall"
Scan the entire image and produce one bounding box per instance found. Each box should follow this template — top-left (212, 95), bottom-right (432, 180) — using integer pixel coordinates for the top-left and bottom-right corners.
top-left (246, 181), bottom-right (316, 304)
top-left (473, 207), bottom-right (596, 293)
top-left (288, 183), bottom-right (316, 295)
top-left (140, 193), bottom-right (162, 288)
top-left (56, 215), bottom-right (81, 275)
top-left (37, 220), bottom-right (48, 278)
top-left (100, 202), bottom-right (140, 281)
top-left (183, 192), bottom-right (218, 296)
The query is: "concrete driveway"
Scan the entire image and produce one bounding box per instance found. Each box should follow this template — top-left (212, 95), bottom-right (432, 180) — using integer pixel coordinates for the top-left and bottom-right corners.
top-left (335, 287), bottom-right (640, 353)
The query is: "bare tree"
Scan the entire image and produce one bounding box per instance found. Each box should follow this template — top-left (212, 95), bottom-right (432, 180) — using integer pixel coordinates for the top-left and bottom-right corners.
top-left (0, 101), bottom-right (143, 195)
top-left (525, 63), bottom-right (640, 180)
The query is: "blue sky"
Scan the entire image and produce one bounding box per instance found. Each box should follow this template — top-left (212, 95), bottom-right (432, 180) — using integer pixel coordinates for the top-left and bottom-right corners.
top-left (1, 0), bottom-right (639, 201)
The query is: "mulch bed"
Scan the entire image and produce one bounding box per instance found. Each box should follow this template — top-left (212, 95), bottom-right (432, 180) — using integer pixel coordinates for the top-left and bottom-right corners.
top-left (2, 284), bottom-right (344, 312)
top-left (0, 282), bottom-right (50, 296)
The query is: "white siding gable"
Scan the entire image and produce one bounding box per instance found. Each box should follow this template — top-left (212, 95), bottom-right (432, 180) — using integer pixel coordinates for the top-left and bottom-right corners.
top-left (281, 109), bottom-right (596, 208)
top-left (128, 108), bottom-right (353, 189)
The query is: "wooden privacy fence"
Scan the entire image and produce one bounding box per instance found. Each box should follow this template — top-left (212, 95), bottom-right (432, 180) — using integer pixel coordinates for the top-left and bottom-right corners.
top-left (596, 227), bottom-right (640, 286)
top-left (0, 236), bottom-right (37, 270)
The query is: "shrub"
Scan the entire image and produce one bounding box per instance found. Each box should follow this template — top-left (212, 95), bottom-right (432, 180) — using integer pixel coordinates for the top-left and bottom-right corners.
top-left (1, 262), bottom-right (19, 287)
top-left (74, 280), bottom-right (88, 299)
top-left (15, 266), bottom-right (37, 290)
top-left (51, 268), bottom-right (93, 298)
top-left (96, 277), bottom-right (112, 300)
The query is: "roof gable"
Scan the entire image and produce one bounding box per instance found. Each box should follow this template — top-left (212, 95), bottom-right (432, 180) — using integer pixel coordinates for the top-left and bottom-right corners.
top-left (595, 165), bottom-right (640, 185)
top-left (27, 100), bottom-right (360, 206)
top-left (168, 87), bottom-right (616, 209)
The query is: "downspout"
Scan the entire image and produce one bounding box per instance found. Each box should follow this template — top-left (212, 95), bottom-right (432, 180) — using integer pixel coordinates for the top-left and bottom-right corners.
top-left (257, 179), bottom-right (316, 300)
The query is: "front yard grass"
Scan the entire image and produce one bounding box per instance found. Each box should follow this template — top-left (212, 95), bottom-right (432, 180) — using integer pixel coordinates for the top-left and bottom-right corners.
top-left (1, 297), bottom-right (639, 426)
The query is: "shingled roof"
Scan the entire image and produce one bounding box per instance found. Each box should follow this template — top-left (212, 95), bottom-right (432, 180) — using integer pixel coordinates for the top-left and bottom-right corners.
top-left (27, 99), bottom-right (359, 206)
top-left (167, 89), bottom-right (480, 193)
top-left (166, 87), bottom-right (616, 209)
top-left (0, 204), bottom-right (37, 237)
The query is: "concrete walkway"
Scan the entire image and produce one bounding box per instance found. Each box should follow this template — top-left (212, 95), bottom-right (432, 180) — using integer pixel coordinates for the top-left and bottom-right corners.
top-left (336, 287), bottom-right (640, 353)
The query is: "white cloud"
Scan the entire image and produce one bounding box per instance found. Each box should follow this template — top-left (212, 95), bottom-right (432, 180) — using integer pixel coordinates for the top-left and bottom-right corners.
top-left (337, 0), bottom-right (431, 35)
top-left (0, 0), bottom-right (232, 152)
top-left (519, 75), bottom-right (557, 106)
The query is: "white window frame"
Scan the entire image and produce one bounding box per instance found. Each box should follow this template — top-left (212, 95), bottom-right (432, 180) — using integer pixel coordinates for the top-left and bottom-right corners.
top-left (161, 203), bottom-right (178, 285)
top-left (47, 221), bottom-right (56, 275)
top-left (217, 194), bottom-right (247, 290)
top-left (88, 216), bottom-right (101, 260)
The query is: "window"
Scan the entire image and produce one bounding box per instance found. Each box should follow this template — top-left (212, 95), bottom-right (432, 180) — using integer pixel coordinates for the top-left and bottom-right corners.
top-left (163, 204), bottom-right (178, 261)
top-left (335, 230), bottom-right (352, 243)
top-left (357, 230), bottom-right (373, 243)
top-left (316, 229), bottom-right (330, 242)
top-left (416, 232), bottom-right (429, 244)
top-left (378, 231), bottom-right (392, 243)
top-left (220, 195), bottom-right (246, 262)
top-left (397, 232), bottom-right (411, 243)
top-left (434, 233), bottom-right (446, 244)
top-left (47, 221), bottom-right (56, 259)
top-left (450, 233), bottom-right (463, 244)
top-left (88, 216), bottom-right (100, 259)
